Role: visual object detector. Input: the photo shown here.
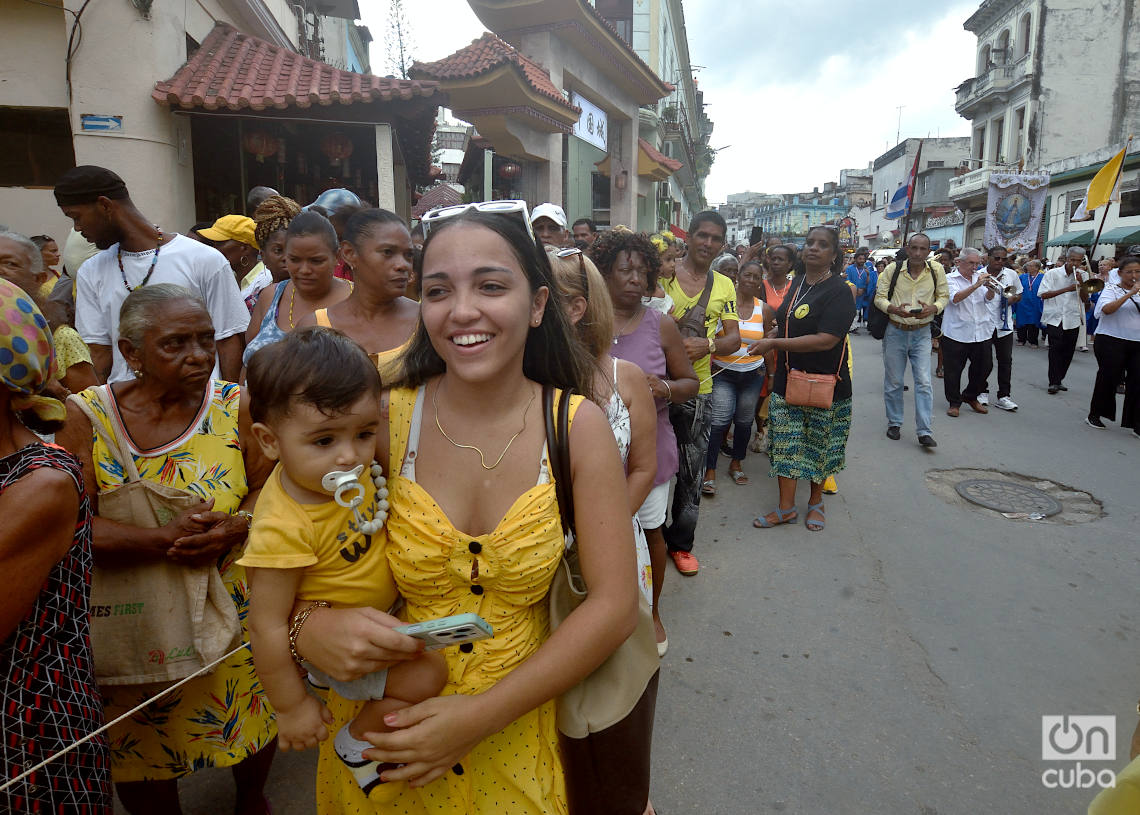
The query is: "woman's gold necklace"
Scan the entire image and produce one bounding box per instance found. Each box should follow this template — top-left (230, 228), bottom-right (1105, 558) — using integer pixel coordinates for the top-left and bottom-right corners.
top-left (433, 383), bottom-right (537, 470)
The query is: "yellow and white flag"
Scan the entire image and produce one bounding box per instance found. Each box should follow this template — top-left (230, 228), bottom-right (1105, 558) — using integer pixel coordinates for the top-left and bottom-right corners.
top-left (1071, 141), bottom-right (1131, 220)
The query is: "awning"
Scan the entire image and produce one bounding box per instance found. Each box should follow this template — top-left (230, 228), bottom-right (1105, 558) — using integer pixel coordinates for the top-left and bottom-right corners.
top-left (1044, 229), bottom-right (1094, 247)
top-left (1098, 225), bottom-right (1140, 245)
top-left (596, 138), bottom-right (682, 182)
top-left (153, 23), bottom-right (442, 184)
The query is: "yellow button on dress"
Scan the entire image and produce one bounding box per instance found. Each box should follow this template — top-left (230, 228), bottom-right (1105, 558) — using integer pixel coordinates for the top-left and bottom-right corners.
top-left (316, 385), bottom-right (580, 815)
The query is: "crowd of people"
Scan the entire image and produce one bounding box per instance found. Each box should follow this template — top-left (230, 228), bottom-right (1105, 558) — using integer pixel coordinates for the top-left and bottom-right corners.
top-left (1, 163), bottom-right (1137, 815)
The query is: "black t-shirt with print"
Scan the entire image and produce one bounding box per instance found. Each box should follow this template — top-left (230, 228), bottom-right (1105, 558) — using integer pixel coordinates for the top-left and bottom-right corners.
top-left (772, 273), bottom-right (856, 401)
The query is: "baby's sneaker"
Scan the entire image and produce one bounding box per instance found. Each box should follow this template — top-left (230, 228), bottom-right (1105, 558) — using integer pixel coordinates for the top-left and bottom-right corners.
top-left (333, 725), bottom-right (401, 799)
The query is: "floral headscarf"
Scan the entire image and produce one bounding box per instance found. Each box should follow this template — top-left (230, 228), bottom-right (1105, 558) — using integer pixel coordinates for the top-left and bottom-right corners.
top-left (0, 279), bottom-right (64, 423)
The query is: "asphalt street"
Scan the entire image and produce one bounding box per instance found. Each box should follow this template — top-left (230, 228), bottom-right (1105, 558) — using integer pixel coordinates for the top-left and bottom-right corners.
top-left (138, 332), bottom-right (1138, 815)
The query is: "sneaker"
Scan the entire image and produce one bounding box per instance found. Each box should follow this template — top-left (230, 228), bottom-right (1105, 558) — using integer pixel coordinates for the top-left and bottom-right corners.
top-left (886, 425), bottom-right (901, 440)
top-left (1085, 415), bottom-right (1106, 428)
top-left (1133, 429), bottom-right (1140, 440)
top-left (1016, 340), bottom-right (1026, 346)
top-left (1058, 384), bottom-right (1068, 391)
top-left (994, 396), bottom-right (1018, 411)
top-left (1030, 343), bottom-right (1040, 349)
top-left (822, 476), bottom-right (838, 494)
top-left (918, 434), bottom-right (937, 448)
top-left (670, 550), bottom-right (700, 576)
top-left (1047, 385), bottom-right (1059, 394)
top-left (977, 393), bottom-right (989, 405)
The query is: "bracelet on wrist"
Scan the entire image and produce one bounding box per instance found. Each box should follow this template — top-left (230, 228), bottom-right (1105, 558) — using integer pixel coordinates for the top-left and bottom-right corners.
top-left (288, 600), bottom-right (332, 665)
top-left (662, 380), bottom-right (673, 403)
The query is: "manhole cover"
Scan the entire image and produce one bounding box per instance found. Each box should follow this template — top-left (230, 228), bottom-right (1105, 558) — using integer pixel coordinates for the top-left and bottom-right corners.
top-left (954, 479), bottom-right (1064, 517)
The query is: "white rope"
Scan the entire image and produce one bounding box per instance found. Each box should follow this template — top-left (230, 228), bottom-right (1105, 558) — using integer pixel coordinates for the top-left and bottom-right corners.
top-left (0, 642), bottom-right (250, 793)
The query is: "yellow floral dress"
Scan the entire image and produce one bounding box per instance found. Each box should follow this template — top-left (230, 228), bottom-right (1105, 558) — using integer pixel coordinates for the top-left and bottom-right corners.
top-left (315, 384), bottom-right (580, 815)
top-left (53, 325), bottom-right (92, 375)
top-left (77, 380), bottom-right (276, 782)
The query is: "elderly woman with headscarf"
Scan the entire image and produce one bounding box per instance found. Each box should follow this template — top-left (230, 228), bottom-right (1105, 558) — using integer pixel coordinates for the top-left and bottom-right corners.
top-left (0, 279), bottom-right (113, 814)
top-left (57, 283), bottom-right (276, 814)
top-left (0, 230), bottom-right (98, 393)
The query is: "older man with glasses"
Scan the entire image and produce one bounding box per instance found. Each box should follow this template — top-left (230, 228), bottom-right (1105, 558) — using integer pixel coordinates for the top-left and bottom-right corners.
top-left (941, 248), bottom-right (997, 416)
top-left (873, 232), bottom-right (949, 447)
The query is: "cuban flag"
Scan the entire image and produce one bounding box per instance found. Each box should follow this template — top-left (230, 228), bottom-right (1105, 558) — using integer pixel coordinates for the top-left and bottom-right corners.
top-left (885, 184), bottom-right (910, 220)
top-left (886, 140), bottom-right (924, 221)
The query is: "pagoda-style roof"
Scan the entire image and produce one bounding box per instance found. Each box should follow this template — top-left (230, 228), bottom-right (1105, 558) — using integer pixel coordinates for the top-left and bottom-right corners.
top-left (153, 23), bottom-right (443, 183)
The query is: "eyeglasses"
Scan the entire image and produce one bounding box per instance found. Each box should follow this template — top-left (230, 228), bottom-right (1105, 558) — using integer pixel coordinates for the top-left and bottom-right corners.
top-left (420, 199), bottom-right (534, 241)
top-left (556, 246), bottom-right (589, 301)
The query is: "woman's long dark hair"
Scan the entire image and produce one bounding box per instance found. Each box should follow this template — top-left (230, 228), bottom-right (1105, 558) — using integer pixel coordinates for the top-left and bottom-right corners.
top-left (395, 211), bottom-right (595, 399)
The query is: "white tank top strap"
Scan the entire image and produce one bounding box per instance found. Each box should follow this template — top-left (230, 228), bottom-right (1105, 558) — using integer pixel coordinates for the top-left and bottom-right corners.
top-left (400, 385), bottom-right (427, 481)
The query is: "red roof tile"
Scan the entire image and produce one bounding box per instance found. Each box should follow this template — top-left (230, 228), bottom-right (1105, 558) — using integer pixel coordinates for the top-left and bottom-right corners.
top-left (409, 33), bottom-right (579, 114)
top-left (639, 138), bottom-right (682, 172)
top-left (153, 23), bottom-right (441, 111)
top-left (412, 184), bottom-right (465, 218)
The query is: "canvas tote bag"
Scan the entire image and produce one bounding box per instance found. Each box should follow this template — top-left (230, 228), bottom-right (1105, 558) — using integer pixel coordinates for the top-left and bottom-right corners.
top-left (69, 387), bottom-right (241, 685)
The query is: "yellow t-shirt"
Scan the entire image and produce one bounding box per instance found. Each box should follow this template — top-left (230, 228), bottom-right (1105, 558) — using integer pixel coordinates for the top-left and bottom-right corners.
top-left (237, 464), bottom-right (397, 611)
top-left (664, 271), bottom-right (739, 394)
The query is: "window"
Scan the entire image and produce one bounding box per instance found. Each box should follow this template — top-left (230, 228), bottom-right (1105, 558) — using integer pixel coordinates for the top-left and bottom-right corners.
top-left (1014, 107), bottom-right (1027, 160)
top-left (991, 116), bottom-right (1005, 162)
top-left (1020, 14), bottom-right (1032, 58)
top-left (978, 45), bottom-right (991, 74)
top-left (0, 107), bottom-right (75, 187)
top-left (995, 29), bottom-right (1010, 64)
top-left (1120, 190), bottom-right (1140, 218)
top-left (927, 160), bottom-right (944, 168)
top-left (975, 126), bottom-right (986, 162)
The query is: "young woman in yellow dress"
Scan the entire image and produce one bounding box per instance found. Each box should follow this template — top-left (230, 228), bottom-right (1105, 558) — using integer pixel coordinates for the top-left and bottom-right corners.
top-left (292, 203), bottom-right (639, 814)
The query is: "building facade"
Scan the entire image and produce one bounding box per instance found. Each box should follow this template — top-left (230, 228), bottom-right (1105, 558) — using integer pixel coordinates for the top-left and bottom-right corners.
top-left (411, 0), bottom-right (674, 230)
top-left (0, 0), bottom-right (437, 241)
top-left (949, 0), bottom-right (1140, 250)
top-left (867, 137), bottom-right (970, 250)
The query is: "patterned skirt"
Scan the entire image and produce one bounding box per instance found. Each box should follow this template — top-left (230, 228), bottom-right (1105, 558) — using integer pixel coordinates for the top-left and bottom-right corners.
top-left (767, 394), bottom-right (853, 482)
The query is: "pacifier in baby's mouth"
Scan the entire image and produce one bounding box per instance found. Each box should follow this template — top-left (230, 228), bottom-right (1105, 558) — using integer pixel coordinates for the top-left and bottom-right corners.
top-left (321, 461), bottom-right (390, 535)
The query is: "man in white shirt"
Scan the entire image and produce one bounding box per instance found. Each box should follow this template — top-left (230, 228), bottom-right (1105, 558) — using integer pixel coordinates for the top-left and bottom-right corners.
top-left (1039, 246), bottom-right (1091, 394)
top-left (54, 165), bottom-right (249, 383)
top-left (979, 246), bottom-right (1023, 410)
top-left (941, 248), bottom-right (996, 416)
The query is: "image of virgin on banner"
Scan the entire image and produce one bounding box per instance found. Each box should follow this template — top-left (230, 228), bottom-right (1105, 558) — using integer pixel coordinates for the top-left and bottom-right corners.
top-left (985, 171), bottom-right (1050, 252)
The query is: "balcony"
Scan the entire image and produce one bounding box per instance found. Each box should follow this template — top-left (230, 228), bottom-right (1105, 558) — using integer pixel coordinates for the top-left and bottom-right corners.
top-left (954, 57), bottom-right (1033, 118)
top-left (948, 167), bottom-right (991, 206)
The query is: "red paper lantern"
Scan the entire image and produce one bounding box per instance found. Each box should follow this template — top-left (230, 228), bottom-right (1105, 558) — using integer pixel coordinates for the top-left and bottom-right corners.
top-left (498, 161), bottom-right (522, 180)
top-left (320, 132), bottom-right (354, 165)
top-left (243, 129), bottom-right (279, 163)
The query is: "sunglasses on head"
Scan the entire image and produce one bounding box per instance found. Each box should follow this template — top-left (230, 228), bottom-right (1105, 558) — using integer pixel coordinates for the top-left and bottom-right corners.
top-left (556, 246), bottom-right (589, 301)
top-left (420, 199), bottom-right (535, 241)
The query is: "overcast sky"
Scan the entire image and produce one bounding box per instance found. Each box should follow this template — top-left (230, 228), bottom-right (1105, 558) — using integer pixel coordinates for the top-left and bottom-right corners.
top-left (361, 0), bottom-right (981, 203)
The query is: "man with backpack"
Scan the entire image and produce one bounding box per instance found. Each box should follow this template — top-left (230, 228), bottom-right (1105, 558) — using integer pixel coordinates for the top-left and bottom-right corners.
top-left (872, 233), bottom-right (949, 448)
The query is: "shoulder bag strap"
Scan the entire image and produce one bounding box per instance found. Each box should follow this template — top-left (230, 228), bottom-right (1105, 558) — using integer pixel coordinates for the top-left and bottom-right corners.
top-left (677, 270), bottom-right (716, 332)
top-left (886, 263), bottom-right (904, 301)
top-left (67, 386), bottom-right (143, 483)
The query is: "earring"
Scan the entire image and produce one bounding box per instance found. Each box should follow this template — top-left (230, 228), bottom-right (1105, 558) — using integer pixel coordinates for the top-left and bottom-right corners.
top-left (132, 368), bottom-right (143, 378)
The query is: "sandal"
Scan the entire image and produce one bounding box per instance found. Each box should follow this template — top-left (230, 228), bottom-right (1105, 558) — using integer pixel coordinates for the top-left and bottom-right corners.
top-left (700, 479), bottom-right (717, 496)
top-left (804, 502), bottom-right (825, 532)
top-left (753, 507), bottom-right (797, 528)
top-left (729, 469), bottom-right (749, 486)
top-left (936, 366), bottom-right (944, 378)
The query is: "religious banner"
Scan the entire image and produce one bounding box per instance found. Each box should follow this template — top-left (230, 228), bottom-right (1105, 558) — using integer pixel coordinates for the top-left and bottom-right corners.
top-left (984, 171), bottom-right (1050, 252)
top-left (837, 217), bottom-right (856, 248)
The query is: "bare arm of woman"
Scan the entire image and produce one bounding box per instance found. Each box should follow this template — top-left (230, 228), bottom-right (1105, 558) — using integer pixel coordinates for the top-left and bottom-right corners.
top-left (656, 315), bottom-right (699, 403)
top-left (618, 359), bottom-right (657, 513)
top-left (247, 567), bottom-right (334, 750)
top-left (0, 469), bottom-right (80, 641)
top-left (749, 332), bottom-right (842, 355)
top-left (364, 400), bottom-right (638, 788)
top-left (61, 361), bottom-right (99, 393)
top-left (55, 399), bottom-right (216, 566)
